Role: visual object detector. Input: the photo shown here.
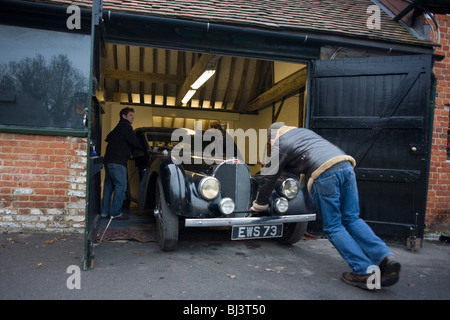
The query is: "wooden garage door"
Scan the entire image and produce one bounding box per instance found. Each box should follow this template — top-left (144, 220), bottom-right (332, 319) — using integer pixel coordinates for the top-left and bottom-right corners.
top-left (309, 54), bottom-right (432, 244)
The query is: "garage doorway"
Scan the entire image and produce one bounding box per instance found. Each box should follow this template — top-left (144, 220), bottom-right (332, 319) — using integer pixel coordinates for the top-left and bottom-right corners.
top-left (83, 44), bottom-right (308, 264)
top-left (85, 41), bottom-right (433, 268)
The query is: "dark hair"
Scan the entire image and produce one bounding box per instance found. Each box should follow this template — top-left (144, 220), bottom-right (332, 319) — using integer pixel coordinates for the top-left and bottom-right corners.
top-left (120, 107), bottom-right (134, 119)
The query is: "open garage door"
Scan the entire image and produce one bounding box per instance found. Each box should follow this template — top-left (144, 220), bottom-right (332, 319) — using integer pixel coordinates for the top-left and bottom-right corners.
top-left (308, 54), bottom-right (433, 246)
top-left (85, 40), bottom-right (309, 267)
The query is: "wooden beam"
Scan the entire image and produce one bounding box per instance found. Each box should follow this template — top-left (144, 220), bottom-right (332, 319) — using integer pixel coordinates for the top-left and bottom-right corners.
top-left (152, 105), bottom-right (240, 121)
top-left (175, 53), bottom-right (216, 106)
top-left (104, 69), bottom-right (183, 84)
top-left (222, 57), bottom-right (236, 110)
top-left (235, 58), bottom-right (249, 112)
top-left (244, 66), bottom-right (307, 112)
top-left (139, 47), bottom-right (145, 104)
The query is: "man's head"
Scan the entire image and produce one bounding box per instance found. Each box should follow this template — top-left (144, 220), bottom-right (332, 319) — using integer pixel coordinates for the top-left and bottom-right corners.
top-left (120, 107), bottom-right (135, 124)
top-left (268, 122), bottom-right (285, 144)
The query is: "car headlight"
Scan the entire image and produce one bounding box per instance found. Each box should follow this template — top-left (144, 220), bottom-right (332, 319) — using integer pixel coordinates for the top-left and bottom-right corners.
top-left (275, 197), bottom-right (289, 214)
top-left (219, 197), bottom-right (235, 215)
top-left (198, 177), bottom-right (220, 200)
top-left (281, 178), bottom-right (299, 200)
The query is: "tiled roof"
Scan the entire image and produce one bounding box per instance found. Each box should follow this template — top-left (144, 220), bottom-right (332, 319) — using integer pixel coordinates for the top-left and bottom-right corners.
top-left (24, 0), bottom-right (432, 46)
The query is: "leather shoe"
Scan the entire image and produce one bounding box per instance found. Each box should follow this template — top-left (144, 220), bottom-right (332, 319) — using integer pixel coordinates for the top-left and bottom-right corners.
top-left (379, 255), bottom-right (401, 287)
top-left (340, 272), bottom-right (371, 290)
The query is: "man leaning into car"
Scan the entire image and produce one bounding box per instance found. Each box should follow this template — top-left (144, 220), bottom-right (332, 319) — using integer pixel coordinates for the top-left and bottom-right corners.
top-left (251, 122), bottom-right (401, 290)
top-left (101, 107), bottom-right (144, 219)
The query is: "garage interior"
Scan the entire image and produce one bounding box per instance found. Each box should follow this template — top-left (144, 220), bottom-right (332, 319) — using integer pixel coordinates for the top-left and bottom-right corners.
top-left (98, 44), bottom-right (308, 140)
top-left (94, 42), bottom-right (309, 240)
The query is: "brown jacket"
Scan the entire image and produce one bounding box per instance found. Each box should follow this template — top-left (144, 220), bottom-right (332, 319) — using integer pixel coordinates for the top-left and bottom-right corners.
top-left (253, 126), bottom-right (355, 210)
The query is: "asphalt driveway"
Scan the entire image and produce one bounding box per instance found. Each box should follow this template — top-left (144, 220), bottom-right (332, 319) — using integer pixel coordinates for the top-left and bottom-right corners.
top-left (1, 228), bottom-right (449, 303)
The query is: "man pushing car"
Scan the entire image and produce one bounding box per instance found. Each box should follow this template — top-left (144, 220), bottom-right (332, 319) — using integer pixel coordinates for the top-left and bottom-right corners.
top-left (251, 122), bottom-right (401, 289)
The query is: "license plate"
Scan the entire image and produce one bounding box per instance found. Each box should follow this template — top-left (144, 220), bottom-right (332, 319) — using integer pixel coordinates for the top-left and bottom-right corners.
top-left (231, 224), bottom-right (283, 240)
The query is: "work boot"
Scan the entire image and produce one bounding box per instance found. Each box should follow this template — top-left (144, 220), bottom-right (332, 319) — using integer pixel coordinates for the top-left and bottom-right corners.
top-left (340, 272), bottom-right (371, 290)
top-left (379, 255), bottom-right (401, 287)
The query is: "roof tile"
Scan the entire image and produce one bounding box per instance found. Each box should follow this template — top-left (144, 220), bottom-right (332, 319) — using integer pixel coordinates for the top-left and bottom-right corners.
top-left (25, 0), bottom-right (432, 46)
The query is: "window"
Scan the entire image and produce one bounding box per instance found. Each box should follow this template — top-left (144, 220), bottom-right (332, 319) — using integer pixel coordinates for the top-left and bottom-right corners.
top-left (0, 24), bottom-right (91, 131)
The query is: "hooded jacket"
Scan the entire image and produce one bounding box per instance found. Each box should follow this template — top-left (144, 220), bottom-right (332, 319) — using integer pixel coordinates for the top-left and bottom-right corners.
top-left (104, 118), bottom-right (144, 166)
top-left (253, 126), bottom-right (356, 210)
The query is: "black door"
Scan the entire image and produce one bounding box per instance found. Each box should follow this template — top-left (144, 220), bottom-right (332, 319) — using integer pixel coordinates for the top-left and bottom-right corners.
top-left (308, 54), bottom-right (432, 244)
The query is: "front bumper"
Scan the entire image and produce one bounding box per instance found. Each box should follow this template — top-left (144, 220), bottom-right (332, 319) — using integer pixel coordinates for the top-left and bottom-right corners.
top-left (185, 213), bottom-right (316, 227)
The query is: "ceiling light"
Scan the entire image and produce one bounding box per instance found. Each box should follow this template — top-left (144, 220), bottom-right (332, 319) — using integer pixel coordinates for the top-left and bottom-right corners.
top-left (181, 89), bottom-right (197, 104)
top-left (191, 69), bottom-right (216, 89)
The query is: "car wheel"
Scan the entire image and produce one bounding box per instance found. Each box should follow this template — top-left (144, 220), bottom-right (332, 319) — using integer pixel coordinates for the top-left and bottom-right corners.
top-left (277, 222), bottom-right (308, 245)
top-left (154, 177), bottom-right (179, 251)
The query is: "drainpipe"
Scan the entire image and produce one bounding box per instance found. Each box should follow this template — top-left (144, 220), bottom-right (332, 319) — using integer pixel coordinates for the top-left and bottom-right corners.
top-left (423, 72), bottom-right (438, 231)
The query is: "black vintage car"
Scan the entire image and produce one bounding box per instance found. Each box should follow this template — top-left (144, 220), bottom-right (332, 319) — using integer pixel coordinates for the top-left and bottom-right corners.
top-left (127, 127), bottom-right (316, 251)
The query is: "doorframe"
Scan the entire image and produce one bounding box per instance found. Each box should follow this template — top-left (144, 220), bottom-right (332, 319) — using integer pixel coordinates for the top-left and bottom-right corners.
top-left (82, 0), bottom-right (103, 270)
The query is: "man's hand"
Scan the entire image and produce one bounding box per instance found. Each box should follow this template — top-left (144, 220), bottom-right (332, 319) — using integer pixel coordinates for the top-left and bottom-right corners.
top-left (250, 201), bottom-right (269, 212)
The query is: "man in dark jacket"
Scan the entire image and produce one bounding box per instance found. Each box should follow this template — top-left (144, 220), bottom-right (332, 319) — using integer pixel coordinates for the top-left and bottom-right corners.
top-left (101, 107), bottom-right (144, 219)
top-left (251, 122), bottom-right (401, 289)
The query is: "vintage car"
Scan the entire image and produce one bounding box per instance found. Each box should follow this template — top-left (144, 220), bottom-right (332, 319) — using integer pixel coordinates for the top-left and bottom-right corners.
top-left (127, 127), bottom-right (316, 251)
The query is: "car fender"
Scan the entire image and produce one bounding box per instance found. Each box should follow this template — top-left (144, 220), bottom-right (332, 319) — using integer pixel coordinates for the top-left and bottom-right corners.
top-left (252, 173), bottom-right (315, 215)
top-left (138, 169), bottom-right (150, 213)
top-left (159, 162), bottom-right (188, 215)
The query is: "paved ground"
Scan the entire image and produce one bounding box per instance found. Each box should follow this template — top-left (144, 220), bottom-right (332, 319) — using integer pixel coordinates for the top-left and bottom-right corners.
top-left (1, 227), bottom-right (449, 303)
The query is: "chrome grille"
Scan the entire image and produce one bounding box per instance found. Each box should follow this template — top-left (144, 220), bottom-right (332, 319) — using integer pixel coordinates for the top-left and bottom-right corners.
top-left (214, 160), bottom-right (251, 216)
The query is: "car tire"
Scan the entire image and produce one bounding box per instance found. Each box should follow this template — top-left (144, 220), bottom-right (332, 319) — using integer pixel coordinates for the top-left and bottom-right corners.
top-left (154, 177), bottom-right (179, 251)
top-left (277, 222), bottom-right (308, 245)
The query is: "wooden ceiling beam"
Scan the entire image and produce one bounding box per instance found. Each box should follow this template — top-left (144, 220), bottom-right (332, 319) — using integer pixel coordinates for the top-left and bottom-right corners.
top-left (244, 66), bottom-right (307, 112)
top-left (104, 69), bottom-right (183, 84)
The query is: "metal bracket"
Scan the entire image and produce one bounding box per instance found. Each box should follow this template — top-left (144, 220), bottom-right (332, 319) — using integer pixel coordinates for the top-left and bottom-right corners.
top-left (393, 0), bottom-right (424, 22)
top-left (406, 212), bottom-right (422, 251)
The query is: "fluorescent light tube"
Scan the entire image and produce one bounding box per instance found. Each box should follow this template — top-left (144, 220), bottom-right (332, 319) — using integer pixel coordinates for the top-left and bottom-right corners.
top-left (191, 70), bottom-right (216, 89)
top-left (181, 89), bottom-right (197, 104)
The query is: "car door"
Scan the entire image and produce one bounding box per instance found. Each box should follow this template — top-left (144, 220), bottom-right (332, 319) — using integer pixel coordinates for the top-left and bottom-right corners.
top-left (308, 54), bottom-right (432, 245)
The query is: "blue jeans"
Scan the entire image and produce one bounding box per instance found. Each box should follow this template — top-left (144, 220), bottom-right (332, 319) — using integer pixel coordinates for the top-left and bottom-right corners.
top-left (101, 163), bottom-right (127, 217)
top-left (310, 162), bottom-right (393, 275)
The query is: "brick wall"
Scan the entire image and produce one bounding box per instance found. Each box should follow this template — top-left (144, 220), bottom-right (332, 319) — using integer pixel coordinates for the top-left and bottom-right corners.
top-left (0, 133), bottom-right (87, 233)
top-left (426, 14), bottom-right (450, 231)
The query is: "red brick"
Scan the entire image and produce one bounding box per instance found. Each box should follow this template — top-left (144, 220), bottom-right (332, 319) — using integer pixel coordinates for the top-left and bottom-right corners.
top-left (0, 133), bottom-right (86, 233)
top-left (426, 14), bottom-right (450, 231)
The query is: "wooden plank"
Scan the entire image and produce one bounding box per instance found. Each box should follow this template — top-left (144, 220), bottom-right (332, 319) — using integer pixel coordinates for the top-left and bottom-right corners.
top-left (245, 66), bottom-right (307, 112)
top-left (139, 47), bottom-right (144, 104)
top-left (222, 57), bottom-right (236, 110)
top-left (104, 69), bottom-right (183, 84)
top-left (355, 168), bottom-right (420, 183)
top-left (151, 106), bottom-right (240, 121)
top-left (235, 58), bottom-right (249, 112)
top-left (311, 116), bottom-right (424, 129)
top-left (313, 56), bottom-right (427, 77)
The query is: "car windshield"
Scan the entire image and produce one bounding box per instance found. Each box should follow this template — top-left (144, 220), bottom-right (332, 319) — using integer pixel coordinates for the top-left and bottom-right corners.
top-left (145, 130), bottom-right (242, 161)
top-left (146, 132), bottom-right (180, 149)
